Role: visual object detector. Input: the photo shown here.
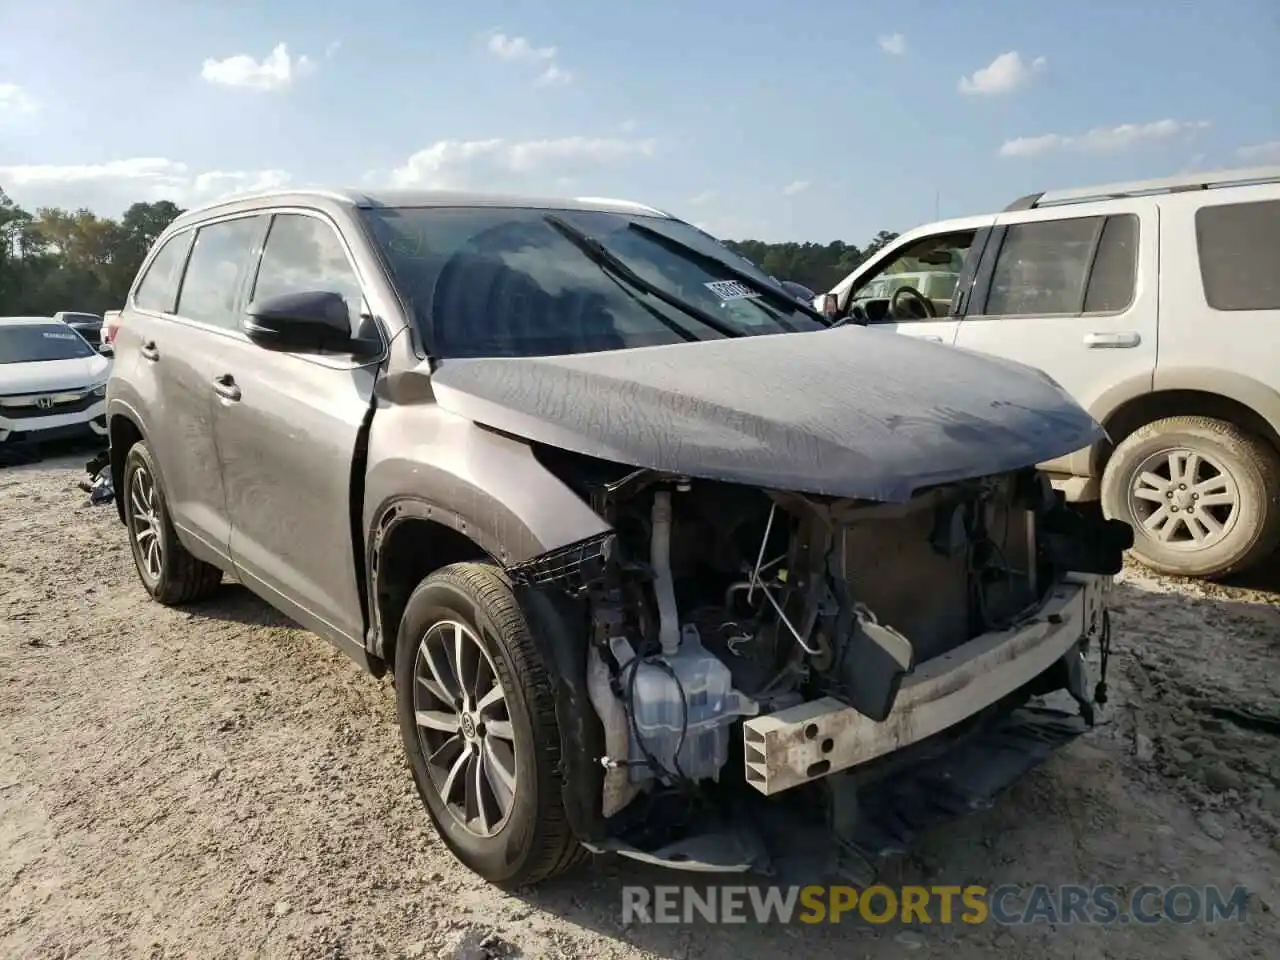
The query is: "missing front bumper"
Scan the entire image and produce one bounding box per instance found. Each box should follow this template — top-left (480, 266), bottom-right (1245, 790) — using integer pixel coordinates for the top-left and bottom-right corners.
top-left (742, 573), bottom-right (1110, 795)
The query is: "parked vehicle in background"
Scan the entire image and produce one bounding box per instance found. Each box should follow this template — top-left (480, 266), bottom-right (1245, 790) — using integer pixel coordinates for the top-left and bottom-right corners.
top-left (820, 166), bottom-right (1280, 579)
top-left (0, 316), bottom-right (110, 444)
top-left (54, 310), bottom-right (104, 345)
top-left (101, 310), bottom-right (123, 353)
top-left (106, 187), bottom-right (1127, 889)
top-left (852, 270), bottom-right (961, 314)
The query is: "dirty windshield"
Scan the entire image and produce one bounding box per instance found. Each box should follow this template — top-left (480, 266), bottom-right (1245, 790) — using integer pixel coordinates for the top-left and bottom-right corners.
top-left (0, 323), bottom-right (95, 364)
top-left (361, 206), bottom-right (826, 358)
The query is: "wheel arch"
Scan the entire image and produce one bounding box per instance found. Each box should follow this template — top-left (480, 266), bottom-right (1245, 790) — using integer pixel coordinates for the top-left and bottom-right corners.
top-left (107, 408), bottom-right (150, 525)
top-left (1095, 387), bottom-right (1280, 478)
top-left (366, 498), bottom-right (497, 667)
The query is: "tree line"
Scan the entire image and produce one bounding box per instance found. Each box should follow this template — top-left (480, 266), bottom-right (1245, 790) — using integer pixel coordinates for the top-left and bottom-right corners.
top-left (722, 230), bottom-right (899, 294)
top-left (1, 186), bottom-right (898, 315)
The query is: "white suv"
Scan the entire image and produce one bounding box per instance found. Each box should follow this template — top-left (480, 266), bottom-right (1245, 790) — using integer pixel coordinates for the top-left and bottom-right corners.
top-left (821, 165), bottom-right (1280, 579)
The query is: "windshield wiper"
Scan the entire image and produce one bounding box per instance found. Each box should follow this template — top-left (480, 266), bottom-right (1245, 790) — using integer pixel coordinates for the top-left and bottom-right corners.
top-left (543, 214), bottom-right (743, 340)
top-left (626, 220), bottom-right (829, 325)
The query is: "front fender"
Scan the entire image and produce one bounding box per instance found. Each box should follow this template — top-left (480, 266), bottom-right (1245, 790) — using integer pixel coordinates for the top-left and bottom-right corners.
top-left (362, 406), bottom-right (613, 566)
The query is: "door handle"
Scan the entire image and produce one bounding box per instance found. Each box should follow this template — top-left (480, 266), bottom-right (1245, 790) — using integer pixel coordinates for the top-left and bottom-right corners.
top-left (1083, 331), bottom-right (1141, 349)
top-left (140, 340), bottom-right (159, 361)
top-left (212, 374), bottom-right (242, 402)
top-left (919, 335), bottom-right (943, 342)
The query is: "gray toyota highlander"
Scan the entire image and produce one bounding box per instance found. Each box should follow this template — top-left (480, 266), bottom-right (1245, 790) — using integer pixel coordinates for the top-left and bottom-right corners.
top-left (106, 188), bottom-right (1132, 888)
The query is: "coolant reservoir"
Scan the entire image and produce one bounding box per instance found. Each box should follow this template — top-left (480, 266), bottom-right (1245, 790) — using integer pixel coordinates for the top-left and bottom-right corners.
top-left (614, 625), bottom-right (757, 784)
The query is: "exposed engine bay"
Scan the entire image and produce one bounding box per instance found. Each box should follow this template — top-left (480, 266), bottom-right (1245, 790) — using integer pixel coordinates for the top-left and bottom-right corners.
top-left (509, 444), bottom-right (1131, 876)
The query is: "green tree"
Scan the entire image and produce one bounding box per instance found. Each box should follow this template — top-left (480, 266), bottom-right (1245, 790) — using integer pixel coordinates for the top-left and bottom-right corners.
top-left (0, 191), bottom-right (184, 315)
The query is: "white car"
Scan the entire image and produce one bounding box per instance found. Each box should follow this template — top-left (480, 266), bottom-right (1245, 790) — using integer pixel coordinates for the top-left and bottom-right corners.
top-left (0, 316), bottom-right (110, 445)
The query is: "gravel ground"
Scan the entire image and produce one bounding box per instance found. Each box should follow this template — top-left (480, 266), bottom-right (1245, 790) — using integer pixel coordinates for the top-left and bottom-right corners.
top-left (2, 453), bottom-right (1279, 959)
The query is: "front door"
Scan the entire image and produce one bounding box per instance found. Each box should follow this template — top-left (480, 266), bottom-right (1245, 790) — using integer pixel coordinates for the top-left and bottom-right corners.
top-left (952, 202), bottom-right (1159, 475)
top-left (841, 227), bottom-right (992, 347)
top-left (212, 211), bottom-right (381, 649)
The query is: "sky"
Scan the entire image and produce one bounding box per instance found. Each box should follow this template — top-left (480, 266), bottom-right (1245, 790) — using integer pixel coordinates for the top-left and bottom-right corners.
top-left (1, 0), bottom-right (1277, 244)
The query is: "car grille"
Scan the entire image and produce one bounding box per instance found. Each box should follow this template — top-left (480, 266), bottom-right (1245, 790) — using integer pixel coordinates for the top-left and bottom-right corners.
top-left (0, 389), bottom-right (100, 419)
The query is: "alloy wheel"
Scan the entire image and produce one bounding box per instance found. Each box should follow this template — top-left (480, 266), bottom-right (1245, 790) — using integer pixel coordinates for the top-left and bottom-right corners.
top-left (412, 620), bottom-right (518, 838)
top-left (129, 466), bottom-right (164, 581)
top-left (1127, 447), bottom-right (1240, 551)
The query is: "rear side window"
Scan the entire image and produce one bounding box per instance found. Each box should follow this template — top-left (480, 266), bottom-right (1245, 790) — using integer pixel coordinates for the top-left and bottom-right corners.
top-left (1083, 214), bottom-right (1139, 312)
top-left (1195, 199), bottom-right (1280, 311)
top-left (133, 231), bottom-right (193, 314)
top-left (176, 217), bottom-right (262, 330)
top-left (251, 213), bottom-right (365, 328)
top-left (984, 214), bottom-right (1138, 316)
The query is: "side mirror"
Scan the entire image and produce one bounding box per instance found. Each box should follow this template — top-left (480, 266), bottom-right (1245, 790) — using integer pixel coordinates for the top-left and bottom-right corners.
top-left (244, 291), bottom-right (353, 352)
top-left (822, 293), bottom-right (841, 319)
top-left (97, 343), bottom-right (113, 356)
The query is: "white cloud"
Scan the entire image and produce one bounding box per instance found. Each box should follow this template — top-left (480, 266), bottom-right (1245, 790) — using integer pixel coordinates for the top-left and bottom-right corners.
top-left (485, 31), bottom-right (573, 86)
top-left (201, 43), bottom-right (316, 91)
top-left (958, 52), bottom-right (1047, 96)
top-left (384, 136), bottom-right (658, 192)
top-left (537, 63), bottom-right (573, 87)
top-left (1237, 140), bottom-right (1280, 163)
top-left (782, 179), bottom-right (811, 196)
top-left (486, 32), bottom-right (556, 62)
top-left (999, 119), bottom-right (1211, 158)
top-left (0, 83), bottom-right (38, 118)
top-left (688, 190), bottom-right (717, 206)
top-left (878, 33), bottom-right (907, 56)
top-left (0, 158), bottom-right (291, 214)
top-left (324, 41), bottom-right (342, 59)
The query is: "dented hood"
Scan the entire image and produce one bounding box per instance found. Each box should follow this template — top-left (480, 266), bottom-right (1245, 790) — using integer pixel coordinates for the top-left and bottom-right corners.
top-left (428, 327), bottom-right (1105, 503)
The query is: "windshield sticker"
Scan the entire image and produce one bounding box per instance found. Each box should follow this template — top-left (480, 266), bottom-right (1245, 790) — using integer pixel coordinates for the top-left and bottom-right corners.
top-left (42, 331), bottom-right (78, 340)
top-left (705, 280), bottom-right (761, 302)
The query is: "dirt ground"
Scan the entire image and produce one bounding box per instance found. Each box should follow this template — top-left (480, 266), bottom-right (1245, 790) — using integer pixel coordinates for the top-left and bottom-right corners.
top-left (2, 453), bottom-right (1279, 959)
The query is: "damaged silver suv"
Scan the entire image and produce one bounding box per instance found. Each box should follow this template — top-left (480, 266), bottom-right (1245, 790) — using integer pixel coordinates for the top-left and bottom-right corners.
top-left (105, 189), bottom-right (1132, 887)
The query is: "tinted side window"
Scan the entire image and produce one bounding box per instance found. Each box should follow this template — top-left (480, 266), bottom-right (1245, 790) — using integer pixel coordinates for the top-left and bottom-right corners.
top-left (1196, 199), bottom-right (1280, 311)
top-left (985, 217), bottom-right (1100, 316)
top-left (176, 217), bottom-right (262, 330)
top-left (251, 214), bottom-right (364, 327)
top-left (1083, 214), bottom-right (1139, 313)
top-left (133, 230), bottom-right (193, 314)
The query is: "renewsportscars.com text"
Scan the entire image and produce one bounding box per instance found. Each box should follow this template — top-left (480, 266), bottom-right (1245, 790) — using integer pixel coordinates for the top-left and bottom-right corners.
top-left (621, 884), bottom-right (1250, 926)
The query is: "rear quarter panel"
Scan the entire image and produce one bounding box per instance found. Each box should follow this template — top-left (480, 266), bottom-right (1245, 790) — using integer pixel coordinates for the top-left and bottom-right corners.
top-left (1154, 185), bottom-right (1280, 433)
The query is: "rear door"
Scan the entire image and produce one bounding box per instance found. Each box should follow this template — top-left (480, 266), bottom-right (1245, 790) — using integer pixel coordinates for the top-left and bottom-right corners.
top-left (952, 202), bottom-right (1158, 474)
top-left (116, 216), bottom-right (265, 562)
top-left (212, 209), bottom-right (383, 650)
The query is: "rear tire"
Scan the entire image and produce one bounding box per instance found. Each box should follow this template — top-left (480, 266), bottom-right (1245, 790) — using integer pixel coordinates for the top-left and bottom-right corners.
top-left (394, 562), bottom-right (586, 888)
top-left (122, 442), bottom-right (223, 604)
top-left (1100, 416), bottom-right (1280, 578)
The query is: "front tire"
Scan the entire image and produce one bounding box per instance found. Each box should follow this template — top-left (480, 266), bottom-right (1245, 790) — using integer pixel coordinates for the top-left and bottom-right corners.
top-left (122, 442), bottom-right (223, 604)
top-left (394, 562), bottom-right (585, 887)
top-left (1100, 416), bottom-right (1280, 578)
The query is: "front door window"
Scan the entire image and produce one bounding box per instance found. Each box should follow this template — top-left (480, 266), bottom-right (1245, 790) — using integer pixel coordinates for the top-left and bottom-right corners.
top-left (849, 231), bottom-right (976, 323)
